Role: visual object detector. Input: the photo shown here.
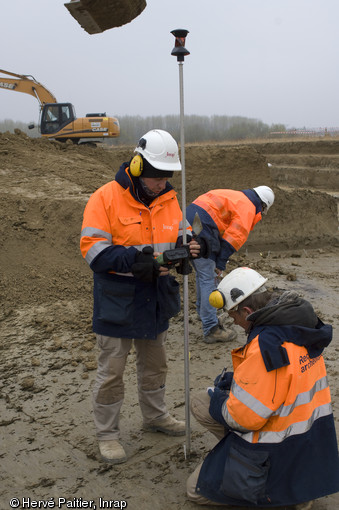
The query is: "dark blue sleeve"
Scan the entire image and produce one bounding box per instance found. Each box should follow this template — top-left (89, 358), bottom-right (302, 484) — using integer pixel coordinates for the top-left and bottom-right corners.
top-left (215, 239), bottom-right (236, 270)
top-left (90, 245), bottom-right (138, 273)
top-left (208, 387), bottom-right (228, 427)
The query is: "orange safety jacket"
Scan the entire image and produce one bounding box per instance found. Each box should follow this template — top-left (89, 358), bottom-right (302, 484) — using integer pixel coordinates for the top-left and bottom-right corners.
top-left (81, 170), bottom-right (186, 268)
top-left (225, 337), bottom-right (332, 444)
top-left (80, 163), bottom-right (191, 339)
top-left (196, 316), bottom-right (339, 506)
top-left (193, 189), bottom-right (262, 251)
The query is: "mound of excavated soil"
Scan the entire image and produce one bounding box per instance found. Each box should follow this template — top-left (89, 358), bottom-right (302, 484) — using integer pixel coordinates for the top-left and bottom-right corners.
top-left (0, 131), bottom-right (337, 312)
top-left (1, 131), bottom-right (338, 510)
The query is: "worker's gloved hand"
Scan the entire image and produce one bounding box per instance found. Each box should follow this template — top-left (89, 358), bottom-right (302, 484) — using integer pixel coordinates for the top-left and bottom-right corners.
top-left (214, 371), bottom-right (233, 391)
top-left (208, 387), bottom-right (228, 427)
top-left (131, 246), bottom-right (160, 283)
top-left (195, 234), bottom-right (211, 258)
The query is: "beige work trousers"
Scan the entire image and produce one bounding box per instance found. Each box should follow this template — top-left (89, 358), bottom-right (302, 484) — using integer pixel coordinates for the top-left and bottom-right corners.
top-left (93, 331), bottom-right (169, 440)
top-left (187, 391), bottom-right (227, 505)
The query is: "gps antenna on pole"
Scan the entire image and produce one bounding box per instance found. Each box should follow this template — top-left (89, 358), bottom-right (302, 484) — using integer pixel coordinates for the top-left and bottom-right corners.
top-left (171, 28), bottom-right (191, 457)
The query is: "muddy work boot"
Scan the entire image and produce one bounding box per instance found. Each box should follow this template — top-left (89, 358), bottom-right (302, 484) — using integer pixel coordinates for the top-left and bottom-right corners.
top-left (204, 325), bottom-right (237, 344)
top-left (99, 439), bottom-right (127, 464)
top-left (143, 415), bottom-right (185, 436)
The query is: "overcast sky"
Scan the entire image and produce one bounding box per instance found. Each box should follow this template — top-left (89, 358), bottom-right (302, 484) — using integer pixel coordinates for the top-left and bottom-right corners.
top-left (1, 0), bottom-right (339, 129)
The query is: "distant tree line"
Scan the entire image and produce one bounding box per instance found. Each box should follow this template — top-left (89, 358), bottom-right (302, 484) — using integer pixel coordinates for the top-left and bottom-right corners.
top-left (110, 115), bottom-right (287, 144)
top-left (0, 115), bottom-right (287, 144)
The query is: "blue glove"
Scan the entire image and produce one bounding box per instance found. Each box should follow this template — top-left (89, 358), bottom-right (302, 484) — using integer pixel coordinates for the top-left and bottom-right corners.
top-left (214, 371), bottom-right (233, 391)
top-left (208, 387), bottom-right (228, 427)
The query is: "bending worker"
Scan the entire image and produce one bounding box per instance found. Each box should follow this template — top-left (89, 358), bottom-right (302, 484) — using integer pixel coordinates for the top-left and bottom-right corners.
top-left (80, 129), bottom-right (201, 464)
top-left (187, 267), bottom-right (339, 507)
top-left (186, 186), bottom-right (274, 343)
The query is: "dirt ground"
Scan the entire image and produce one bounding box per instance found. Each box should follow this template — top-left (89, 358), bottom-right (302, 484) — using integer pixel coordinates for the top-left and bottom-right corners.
top-left (0, 132), bottom-right (339, 510)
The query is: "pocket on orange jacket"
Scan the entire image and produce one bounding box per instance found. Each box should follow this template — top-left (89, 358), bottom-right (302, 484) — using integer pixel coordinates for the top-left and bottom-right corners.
top-left (97, 281), bottom-right (135, 325)
top-left (221, 441), bottom-right (270, 504)
top-left (117, 215), bottom-right (143, 246)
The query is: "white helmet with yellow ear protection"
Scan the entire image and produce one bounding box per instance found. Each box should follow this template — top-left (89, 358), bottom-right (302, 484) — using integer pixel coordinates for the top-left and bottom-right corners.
top-left (209, 267), bottom-right (268, 311)
top-left (134, 129), bottom-right (182, 171)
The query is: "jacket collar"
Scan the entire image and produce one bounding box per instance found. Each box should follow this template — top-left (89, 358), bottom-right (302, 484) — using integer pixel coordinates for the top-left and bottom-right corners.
top-left (241, 189), bottom-right (262, 215)
top-left (246, 291), bottom-right (333, 371)
top-left (115, 162), bottom-right (175, 205)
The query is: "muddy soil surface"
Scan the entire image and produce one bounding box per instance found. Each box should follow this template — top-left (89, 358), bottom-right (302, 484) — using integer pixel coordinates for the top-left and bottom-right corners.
top-left (0, 132), bottom-right (338, 509)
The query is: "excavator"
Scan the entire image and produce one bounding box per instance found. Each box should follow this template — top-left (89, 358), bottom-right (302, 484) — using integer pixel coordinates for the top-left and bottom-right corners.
top-left (0, 69), bottom-right (120, 144)
top-left (0, 2), bottom-right (146, 141)
top-left (64, 0), bottom-right (147, 34)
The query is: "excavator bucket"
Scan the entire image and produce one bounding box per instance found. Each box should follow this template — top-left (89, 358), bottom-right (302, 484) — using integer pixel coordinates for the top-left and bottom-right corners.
top-left (64, 0), bottom-right (147, 34)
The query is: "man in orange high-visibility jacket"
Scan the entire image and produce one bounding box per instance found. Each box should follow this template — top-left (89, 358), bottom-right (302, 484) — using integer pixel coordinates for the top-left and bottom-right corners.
top-left (187, 267), bottom-right (339, 508)
top-left (80, 130), bottom-right (201, 464)
top-left (186, 187), bottom-right (274, 344)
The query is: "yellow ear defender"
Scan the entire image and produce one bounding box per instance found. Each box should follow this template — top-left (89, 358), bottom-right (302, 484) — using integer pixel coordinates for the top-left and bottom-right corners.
top-left (209, 290), bottom-right (225, 309)
top-left (130, 154), bottom-right (143, 177)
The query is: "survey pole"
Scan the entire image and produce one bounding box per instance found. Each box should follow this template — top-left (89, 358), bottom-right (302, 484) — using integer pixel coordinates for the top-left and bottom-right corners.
top-left (171, 29), bottom-right (191, 456)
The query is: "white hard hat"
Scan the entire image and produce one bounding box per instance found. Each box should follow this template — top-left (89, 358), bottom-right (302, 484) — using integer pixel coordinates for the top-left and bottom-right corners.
top-left (134, 129), bottom-right (182, 171)
top-left (253, 186), bottom-right (275, 212)
top-left (209, 267), bottom-right (268, 311)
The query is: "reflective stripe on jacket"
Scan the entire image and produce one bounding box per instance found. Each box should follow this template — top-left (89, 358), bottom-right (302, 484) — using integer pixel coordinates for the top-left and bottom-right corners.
top-left (81, 170), bottom-right (184, 267)
top-left (80, 164), bottom-right (190, 339)
top-left (193, 189), bottom-right (261, 251)
top-left (224, 336), bottom-right (333, 443)
top-left (196, 325), bottom-right (339, 506)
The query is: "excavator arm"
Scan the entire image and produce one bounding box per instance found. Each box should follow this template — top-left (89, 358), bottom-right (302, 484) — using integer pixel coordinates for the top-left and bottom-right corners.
top-left (0, 69), bottom-right (57, 108)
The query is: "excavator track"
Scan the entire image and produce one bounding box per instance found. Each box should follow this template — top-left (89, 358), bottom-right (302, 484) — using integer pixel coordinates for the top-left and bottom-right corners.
top-left (64, 0), bottom-right (147, 34)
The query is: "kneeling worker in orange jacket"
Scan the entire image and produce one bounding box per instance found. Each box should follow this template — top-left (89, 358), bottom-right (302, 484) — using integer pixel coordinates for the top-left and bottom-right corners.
top-left (80, 129), bottom-right (202, 464)
top-left (186, 187), bottom-right (274, 343)
top-left (187, 267), bottom-right (339, 508)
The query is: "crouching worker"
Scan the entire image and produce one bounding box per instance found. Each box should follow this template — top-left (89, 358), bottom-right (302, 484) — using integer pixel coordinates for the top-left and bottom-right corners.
top-left (187, 267), bottom-right (339, 508)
